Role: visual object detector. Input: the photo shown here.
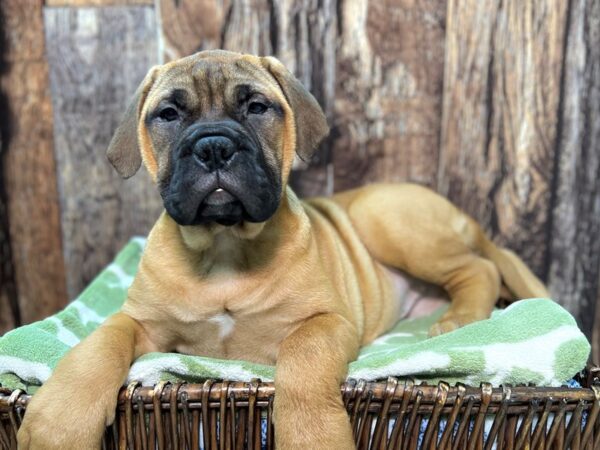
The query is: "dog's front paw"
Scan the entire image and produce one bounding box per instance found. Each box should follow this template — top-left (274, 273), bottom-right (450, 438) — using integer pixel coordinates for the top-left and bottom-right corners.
top-left (274, 402), bottom-right (356, 450)
top-left (17, 386), bottom-right (106, 450)
top-left (428, 311), bottom-right (488, 336)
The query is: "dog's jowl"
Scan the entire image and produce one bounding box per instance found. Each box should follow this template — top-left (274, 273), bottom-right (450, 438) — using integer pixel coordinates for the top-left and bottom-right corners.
top-left (17, 50), bottom-right (548, 450)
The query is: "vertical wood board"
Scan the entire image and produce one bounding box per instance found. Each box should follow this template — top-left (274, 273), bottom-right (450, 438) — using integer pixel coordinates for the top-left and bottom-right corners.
top-left (44, 6), bottom-right (163, 298)
top-left (332, 0), bottom-right (446, 192)
top-left (0, 0), bottom-right (68, 324)
top-left (438, 0), bottom-right (568, 279)
top-left (547, 0), bottom-right (600, 341)
top-left (158, 0), bottom-right (446, 197)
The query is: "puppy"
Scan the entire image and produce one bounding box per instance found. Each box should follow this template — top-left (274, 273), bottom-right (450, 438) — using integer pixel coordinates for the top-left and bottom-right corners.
top-left (18, 50), bottom-right (548, 449)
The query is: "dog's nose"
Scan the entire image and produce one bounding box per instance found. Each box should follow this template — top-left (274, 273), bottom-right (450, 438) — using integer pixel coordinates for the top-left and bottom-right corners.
top-left (192, 135), bottom-right (237, 171)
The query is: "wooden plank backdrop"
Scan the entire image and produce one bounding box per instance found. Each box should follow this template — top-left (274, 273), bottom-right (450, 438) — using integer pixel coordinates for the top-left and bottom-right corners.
top-left (0, 0), bottom-right (598, 363)
top-left (0, 0), bottom-right (68, 327)
top-left (0, 5), bottom-right (17, 333)
top-left (43, 6), bottom-right (163, 298)
top-left (549, 0), bottom-right (600, 363)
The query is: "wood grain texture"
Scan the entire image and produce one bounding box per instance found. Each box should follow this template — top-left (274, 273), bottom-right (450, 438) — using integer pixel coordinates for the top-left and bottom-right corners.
top-left (0, 6), bottom-right (18, 334)
top-left (332, 0), bottom-right (446, 192)
top-left (0, 194), bottom-right (12, 335)
top-left (0, 197), bottom-right (17, 333)
top-left (158, 0), bottom-right (446, 197)
top-left (438, 0), bottom-right (568, 279)
top-left (44, 6), bottom-right (163, 298)
top-left (46, 0), bottom-right (153, 5)
top-left (159, 0), bottom-right (336, 196)
top-left (0, 293), bottom-right (15, 336)
top-left (547, 0), bottom-right (600, 344)
top-left (438, 0), bottom-right (600, 352)
top-left (159, 0), bottom-right (225, 60)
top-left (594, 290), bottom-right (600, 364)
top-left (0, 136), bottom-right (18, 334)
top-left (0, 0), bottom-right (68, 325)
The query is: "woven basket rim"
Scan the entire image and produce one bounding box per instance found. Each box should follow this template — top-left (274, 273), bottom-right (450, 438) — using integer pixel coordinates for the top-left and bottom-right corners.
top-left (1, 364), bottom-right (598, 413)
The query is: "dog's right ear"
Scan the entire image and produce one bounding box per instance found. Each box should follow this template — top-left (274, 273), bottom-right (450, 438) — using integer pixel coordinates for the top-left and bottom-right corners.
top-left (107, 67), bottom-right (159, 179)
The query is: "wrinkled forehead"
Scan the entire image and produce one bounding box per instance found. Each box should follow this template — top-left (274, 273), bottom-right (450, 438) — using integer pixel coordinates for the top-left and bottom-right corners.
top-left (146, 53), bottom-right (283, 113)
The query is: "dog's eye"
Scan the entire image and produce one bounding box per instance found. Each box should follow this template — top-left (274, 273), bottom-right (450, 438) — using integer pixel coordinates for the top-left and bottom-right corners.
top-left (248, 102), bottom-right (268, 115)
top-left (158, 107), bottom-right (179, 122)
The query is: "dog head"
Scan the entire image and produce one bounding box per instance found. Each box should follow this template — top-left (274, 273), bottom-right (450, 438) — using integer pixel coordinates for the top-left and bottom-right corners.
top-left (107, 50), bottom-right (328, 227)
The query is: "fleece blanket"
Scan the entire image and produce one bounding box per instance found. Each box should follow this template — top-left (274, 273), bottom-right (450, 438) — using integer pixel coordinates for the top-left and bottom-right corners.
top-left (0, 238), bottom-right (590, 393)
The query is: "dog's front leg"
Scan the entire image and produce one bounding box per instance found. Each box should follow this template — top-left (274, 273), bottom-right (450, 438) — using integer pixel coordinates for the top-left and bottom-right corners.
top-left (17, 312), bottom-right (155, 450)
top-left (274, 313), bottom-right (359, 450)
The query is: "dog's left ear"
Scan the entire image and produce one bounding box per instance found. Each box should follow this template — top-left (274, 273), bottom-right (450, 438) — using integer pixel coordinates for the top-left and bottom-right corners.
top-left (261, 56), bottom-right (329, 161)
top-left (107, 66), bottom-right (159, 178)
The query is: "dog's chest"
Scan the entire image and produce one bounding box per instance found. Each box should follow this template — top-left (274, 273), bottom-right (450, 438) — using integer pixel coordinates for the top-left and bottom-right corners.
top-left (171, 275), bottom-right (297, 364)
top-left (207, 311), bottom-right (236, 339)
top-left (174, 308), bottom-right (287, 364)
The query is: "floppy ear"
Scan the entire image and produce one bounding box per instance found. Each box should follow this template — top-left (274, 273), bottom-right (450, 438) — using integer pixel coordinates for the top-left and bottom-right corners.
top-left (261, 56), bottom-right (329, 161)
top-left (107, 67), bottom-right (159, 178)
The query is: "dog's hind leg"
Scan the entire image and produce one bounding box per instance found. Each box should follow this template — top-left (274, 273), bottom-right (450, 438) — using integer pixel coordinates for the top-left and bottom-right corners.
top-left (332, 183), bottom-right (547, 335)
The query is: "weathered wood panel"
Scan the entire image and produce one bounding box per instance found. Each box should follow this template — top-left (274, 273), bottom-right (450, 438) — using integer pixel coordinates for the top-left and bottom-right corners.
top-left (0, 278), bottom-right (16, 334)
top-left (332, 0), bottom-right (446, 192)
top-left (159, 0), bottom-right (225, 61)
top-left (0, 0), bottom-right (68, 325)
top-left (0, 7), bottom-right (18, 334)
top-left (159, 0), bottom-right (335, 196)
top-left (0, 136), bottom-right (19, 333)
top-left (46, 0), bottom-right (153, 6)
top-left (547, 0), bottom-right (600, 350)
top-left (595, 291), bottom-right (600, 364)
top-left (0, 93), bottom-right (18, 333)
top-left (0, 203), bottom-right (18, 333)
top-left (158, 0), bottom-right (446, 197)
top-left (44, 6), bottom-right (163, 298)
top-left (438, 0), bottom-right (568, 279)
top-left (437, 0), bottom-right (600, 351)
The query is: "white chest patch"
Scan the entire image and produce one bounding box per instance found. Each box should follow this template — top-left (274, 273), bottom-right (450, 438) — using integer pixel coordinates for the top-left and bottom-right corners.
top-left (208, 313), bottom-right (235, 339)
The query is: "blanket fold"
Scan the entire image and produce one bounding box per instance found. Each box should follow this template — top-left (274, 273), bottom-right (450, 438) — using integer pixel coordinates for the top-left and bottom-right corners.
top-left (0, 238), bottom-right (590, 392)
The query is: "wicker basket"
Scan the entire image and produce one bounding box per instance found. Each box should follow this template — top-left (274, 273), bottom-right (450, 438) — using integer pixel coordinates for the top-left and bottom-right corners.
top-left (1, 366), bottom-right (599, 449)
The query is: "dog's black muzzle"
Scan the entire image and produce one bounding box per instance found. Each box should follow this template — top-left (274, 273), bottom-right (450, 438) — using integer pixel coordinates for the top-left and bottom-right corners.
top-left (160, 121), bottom-right (281, 227)
top-left (181, 122), bottom-right (249, 172)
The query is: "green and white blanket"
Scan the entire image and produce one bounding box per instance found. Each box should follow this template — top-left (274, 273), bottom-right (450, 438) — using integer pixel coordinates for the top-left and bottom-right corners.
top-left (0, 238), bottom-right (590, 393)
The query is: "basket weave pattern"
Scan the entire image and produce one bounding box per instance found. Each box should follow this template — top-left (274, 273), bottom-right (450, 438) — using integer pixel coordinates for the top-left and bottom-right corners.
top-left (1, 368), bottom-right (599, 449)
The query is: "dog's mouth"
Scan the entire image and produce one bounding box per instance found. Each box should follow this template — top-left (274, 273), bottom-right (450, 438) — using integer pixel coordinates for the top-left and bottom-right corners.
top-left (193, 186), bottom-right (245, 227)
top-left (160, 121), bottom-right (282, 227)
top-left (203, 188), bottom-right (236, 206)
top-left (161, 169), bottom-right (279, 227)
